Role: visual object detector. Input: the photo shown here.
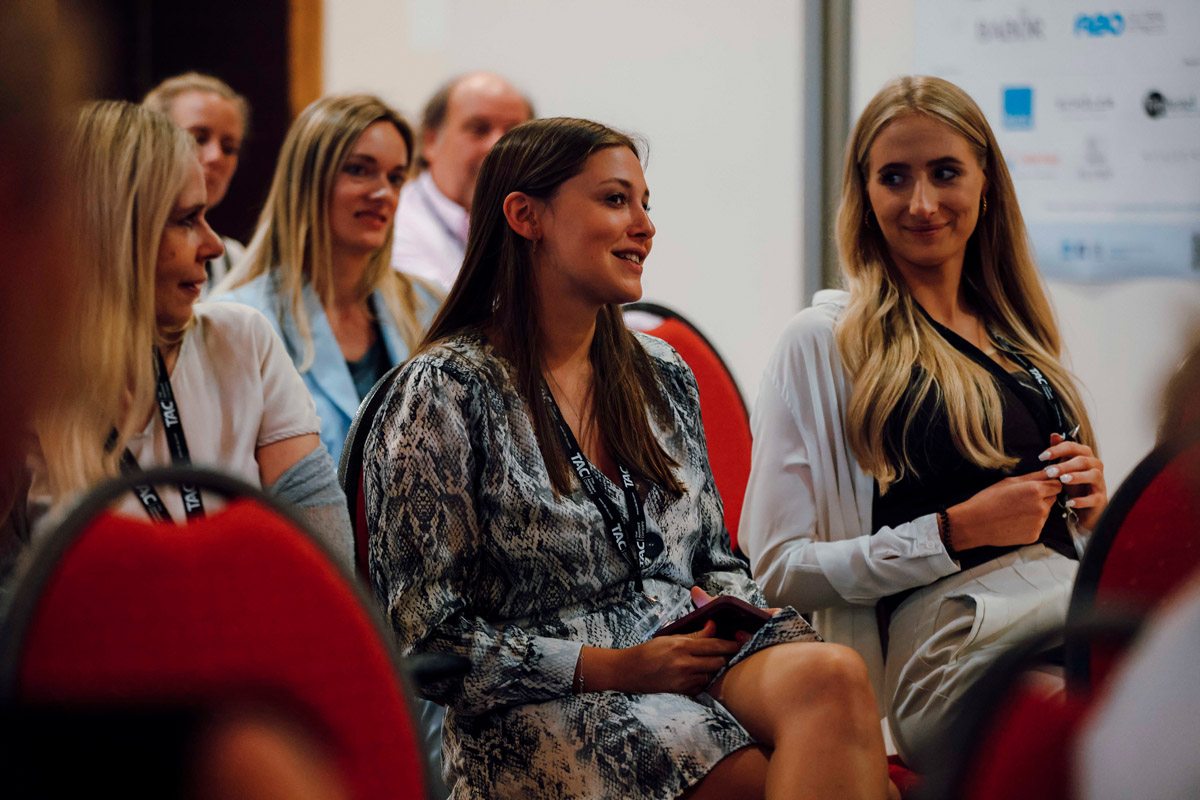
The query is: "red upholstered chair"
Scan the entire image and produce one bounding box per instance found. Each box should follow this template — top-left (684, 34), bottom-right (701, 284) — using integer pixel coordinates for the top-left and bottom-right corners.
top-left (339, 364), bottom-right (403, 584)
top-left (623, 302), bottom-right (752, 553)
top-left (1065, 431), bottom-right (1200, 688)
top-left (0, 466), bottom-right (429, 799)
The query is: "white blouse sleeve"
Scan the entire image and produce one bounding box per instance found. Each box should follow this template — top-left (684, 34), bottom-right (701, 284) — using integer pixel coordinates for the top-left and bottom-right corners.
top-left (246, 309), bottom-right (321, 448)
top-left (741, 302), bottom-right (960, 612)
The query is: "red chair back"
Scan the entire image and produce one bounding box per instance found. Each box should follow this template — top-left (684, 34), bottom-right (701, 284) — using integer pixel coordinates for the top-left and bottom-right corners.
top-left (1066, 434), bottom-right (1200, 687)
top-left (338, 364), bottom-right (403, 585)
top-left (960, 687), bottom-right (1090, 800)
top-left (0, 467), bottom-right (427, 800)
top-left (623, 303), bottom-right (751, 552)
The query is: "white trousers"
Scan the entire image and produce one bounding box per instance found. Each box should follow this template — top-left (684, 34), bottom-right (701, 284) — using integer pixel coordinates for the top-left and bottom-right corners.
top-left (883, 543), bottom-right (1077, 769)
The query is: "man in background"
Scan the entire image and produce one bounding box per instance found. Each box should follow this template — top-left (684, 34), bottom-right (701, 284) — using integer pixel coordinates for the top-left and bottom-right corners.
top-left (392, 71), bottom-right (534, 290)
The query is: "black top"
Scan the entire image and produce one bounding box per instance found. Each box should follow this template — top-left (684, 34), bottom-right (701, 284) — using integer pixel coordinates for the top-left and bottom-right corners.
top-left (347, 323), bottom-right (391, 401)
top-left (872, 310), bottom-right (1077, 582)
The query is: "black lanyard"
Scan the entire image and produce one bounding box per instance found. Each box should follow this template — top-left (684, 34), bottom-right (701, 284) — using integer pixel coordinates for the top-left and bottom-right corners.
top-left (990, 334), bottom-right (1076, 439)
top-left (108, 347), bottom-right (205, 523)
top-left (544, 389), bottom-right (652, 593)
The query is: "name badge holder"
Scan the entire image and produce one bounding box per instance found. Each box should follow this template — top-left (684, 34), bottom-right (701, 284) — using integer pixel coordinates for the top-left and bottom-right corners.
top-left (107, 347), bottom-right (206, 524)
top-left (544, 388), bottom-right (658, 598)
top-left (990, 333), bottom-right (1081, 522)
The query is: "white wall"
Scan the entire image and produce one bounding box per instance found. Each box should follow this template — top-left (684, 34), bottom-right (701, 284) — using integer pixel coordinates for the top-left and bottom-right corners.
top-left (852, 0), bottom-right (1200, 486)
top-left (325, 0), bottom-right (808, 397)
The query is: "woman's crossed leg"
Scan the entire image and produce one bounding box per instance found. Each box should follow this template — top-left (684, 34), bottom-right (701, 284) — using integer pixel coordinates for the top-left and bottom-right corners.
top-left (685, 643), bottom-right (895, 800)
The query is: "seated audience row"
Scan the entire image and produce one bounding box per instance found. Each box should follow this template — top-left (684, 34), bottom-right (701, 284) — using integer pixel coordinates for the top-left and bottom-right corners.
top-left (5, 67), bottom-right (1131, 800)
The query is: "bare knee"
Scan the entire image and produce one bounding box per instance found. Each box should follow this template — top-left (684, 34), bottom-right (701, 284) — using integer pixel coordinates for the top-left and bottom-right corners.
top-left (780, 643), bottom-right (874, 708)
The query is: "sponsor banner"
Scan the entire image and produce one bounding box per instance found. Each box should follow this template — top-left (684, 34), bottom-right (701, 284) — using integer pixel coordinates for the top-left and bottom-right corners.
top-left (913, 0), bottom-right (1200, 281)
top-left (1029, 222), bottom-right (1200, 281)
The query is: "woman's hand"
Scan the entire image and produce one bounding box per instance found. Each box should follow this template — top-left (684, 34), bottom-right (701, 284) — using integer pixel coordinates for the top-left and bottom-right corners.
top-left (614, 620), bottom-right (742, 695)
top-left (580, 614), bottom-right (741, 696)
top-left (1039, 432), bottom-right (1107, 530)
top-left (947, 471), bottom-right (1063, 551)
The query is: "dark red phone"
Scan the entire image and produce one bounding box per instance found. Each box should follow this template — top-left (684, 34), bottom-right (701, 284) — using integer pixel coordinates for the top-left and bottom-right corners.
top-left (653, 595), bottom-right (771, 640)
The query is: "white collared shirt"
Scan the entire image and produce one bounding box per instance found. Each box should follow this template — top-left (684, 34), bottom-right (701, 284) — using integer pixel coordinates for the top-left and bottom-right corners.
top-left (391, 171), bottom-right (468, 291)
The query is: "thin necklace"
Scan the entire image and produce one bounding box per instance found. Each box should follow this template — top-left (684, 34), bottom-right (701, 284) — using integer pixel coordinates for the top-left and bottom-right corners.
top-left (545, 370), bottom-right (594, 449)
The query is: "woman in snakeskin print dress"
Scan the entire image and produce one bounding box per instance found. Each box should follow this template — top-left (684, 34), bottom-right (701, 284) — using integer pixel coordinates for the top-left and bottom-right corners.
top-left (364, 118), bottom-right (895, 800)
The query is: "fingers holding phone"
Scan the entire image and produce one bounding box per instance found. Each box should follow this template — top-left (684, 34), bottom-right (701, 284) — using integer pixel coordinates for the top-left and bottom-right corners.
top-left (622, 620), bottom-right (742, 695)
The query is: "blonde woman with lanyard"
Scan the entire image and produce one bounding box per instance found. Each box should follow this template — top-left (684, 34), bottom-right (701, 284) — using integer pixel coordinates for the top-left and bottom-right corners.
top-left (216, 94), bottom-right (441, 465)
top-left (144, 72), bottom-right (250, 296)
top-left (741, 76), bottom-right (1107, 768)
top-left (30, 101), bottom-right (352, 565)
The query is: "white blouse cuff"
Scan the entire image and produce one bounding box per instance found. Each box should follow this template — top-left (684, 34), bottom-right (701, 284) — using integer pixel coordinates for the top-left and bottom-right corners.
top-left (816, 513), bottom-right (960, 605)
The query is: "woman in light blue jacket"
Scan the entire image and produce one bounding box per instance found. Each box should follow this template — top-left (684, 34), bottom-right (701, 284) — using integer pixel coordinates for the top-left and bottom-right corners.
top-left (217, 94), bottom-right (441, 464)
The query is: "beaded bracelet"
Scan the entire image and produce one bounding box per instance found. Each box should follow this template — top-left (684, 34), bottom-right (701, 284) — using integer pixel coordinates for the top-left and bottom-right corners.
top-left (937, 506), bottom-right (957, 560)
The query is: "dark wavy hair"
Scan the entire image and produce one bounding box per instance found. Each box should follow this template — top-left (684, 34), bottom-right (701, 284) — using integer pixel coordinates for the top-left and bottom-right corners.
top-left (419, 117), bottom-right (683, 496)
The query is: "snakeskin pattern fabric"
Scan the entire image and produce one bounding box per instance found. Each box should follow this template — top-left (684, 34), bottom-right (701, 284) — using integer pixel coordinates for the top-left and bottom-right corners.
top-left (365, 331), bottom-right (820, 799)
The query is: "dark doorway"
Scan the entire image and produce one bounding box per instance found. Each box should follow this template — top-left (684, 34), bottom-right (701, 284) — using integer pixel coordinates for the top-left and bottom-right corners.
top-left (89, 0), bottom-right (296, 243)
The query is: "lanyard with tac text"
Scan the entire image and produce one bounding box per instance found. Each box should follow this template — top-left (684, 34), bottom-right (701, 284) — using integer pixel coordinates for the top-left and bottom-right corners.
top-left (109, 347), bottom-right (205, 523)
top-left (545, 389), bottom-right (650, 593)
top-left (990, 334), bottom-right (1076, 440)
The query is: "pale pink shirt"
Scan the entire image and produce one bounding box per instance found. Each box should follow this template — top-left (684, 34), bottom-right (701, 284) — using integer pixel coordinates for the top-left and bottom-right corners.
top-left (29, 303), bottom-right (320, 525)
top-left (390, 171), bottom-right (469, 292)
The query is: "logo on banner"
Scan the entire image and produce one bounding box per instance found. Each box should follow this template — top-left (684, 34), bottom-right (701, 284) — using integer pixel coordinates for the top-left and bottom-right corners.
top-left (1074, 13), bottom-right (1124, 36)
top-left (1003, 87), bottom-right (1034, 130)
top-left (1079, 137), bottom-right (1113, 181)
top-left (1144, 90), bottom-right (1199, 119)
top-left (1142, 146), bottom-right (1200, 166)
top-left (1075, 11), bottom-right (1167, 36)
top-left (1055, 94), bottom-right (1114, 115)
top-left (1061, 240), bottom-right (1106, 262)
top-left (976, 10), bottom-right (1045, 42)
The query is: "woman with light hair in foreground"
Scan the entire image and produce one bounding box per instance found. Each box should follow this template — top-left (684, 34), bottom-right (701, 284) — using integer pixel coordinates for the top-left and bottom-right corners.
top-left (30, 101), bottom-right (351, 564)
top-left (742, 75), bottom-right (1106, 768)
top-left (216, 94), bottom-right (441, 466)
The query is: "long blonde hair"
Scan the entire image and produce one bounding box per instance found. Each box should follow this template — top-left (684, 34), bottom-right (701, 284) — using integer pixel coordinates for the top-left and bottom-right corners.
top-left (36, 100), bottom-right (197, 499)
top-left (221, 94), bottom-right (434, 371)
top-left (835, 76), bottom-right (1095, 491)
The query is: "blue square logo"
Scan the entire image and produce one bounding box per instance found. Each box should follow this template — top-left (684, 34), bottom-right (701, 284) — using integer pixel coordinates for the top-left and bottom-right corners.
top-left (1003, 86), bottom-right (1034, 130)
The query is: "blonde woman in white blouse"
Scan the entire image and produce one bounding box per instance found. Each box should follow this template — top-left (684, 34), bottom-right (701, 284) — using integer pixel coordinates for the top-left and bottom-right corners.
top-left (741, 77), bottom-right (1105, 767)
top-left (31, 101), bottom-right (351, 563)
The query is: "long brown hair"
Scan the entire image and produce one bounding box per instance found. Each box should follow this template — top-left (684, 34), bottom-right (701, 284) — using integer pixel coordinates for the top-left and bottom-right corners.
top-left (835, 76), bottom-right (1095, 491)
top-left (420, 117), bottom-right (683, 496)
